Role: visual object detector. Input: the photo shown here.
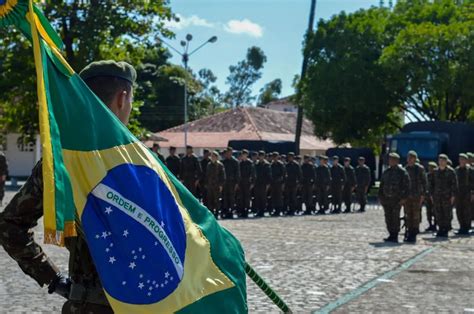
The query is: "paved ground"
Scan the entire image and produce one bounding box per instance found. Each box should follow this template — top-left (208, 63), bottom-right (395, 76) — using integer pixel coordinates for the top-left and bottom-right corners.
top-left (1, 190), bottom-right (473, 313)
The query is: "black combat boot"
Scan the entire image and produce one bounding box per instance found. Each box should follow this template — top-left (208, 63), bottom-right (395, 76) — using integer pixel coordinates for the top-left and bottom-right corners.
top-left (454, 229), bottom-right (469, 236)
top-left (384, 233), bottom-right (398, 243)
top-left (436, 228), bottom-right (448, 238)
top-left (404, 229), bottom-right (416, 243)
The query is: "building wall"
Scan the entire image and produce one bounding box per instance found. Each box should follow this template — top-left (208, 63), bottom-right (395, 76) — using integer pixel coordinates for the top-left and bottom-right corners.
top-left (4, 133), bottom-right (41, 177)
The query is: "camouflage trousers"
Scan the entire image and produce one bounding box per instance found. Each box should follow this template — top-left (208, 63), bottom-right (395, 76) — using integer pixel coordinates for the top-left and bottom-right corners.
top-left (302, 183), bottom-right (314, 212)
top-left (284, 183), bottom-right (298, 213)
top-left (271, 182), bottom-right (284, 211)
top-left (315, 185), bottom-right (329, 212)
top-left (355, 186), bottom-right (368, 209)
top-left (434, 197), bottom-right (453, 231)
top-left (62, 301), bottom-right (113, 314)
top-left (206, 185), bottom-right (221, 214)
top-left (331, 184), bottom-right (343, 209)
top-left (404, 197), bottom-right (422, 230)
top-left (381, 200), bottom-right (401, 235)
top-left (238, 181), bottom-right (252, 212)
top-left (253, 184), bottom-right (268, 213)
top-left (425, 197), bottom-right (435, 225)
top-left (456, 195), bottom-right (471, 231)
top-left (342, 185), bottom-right (354, 211)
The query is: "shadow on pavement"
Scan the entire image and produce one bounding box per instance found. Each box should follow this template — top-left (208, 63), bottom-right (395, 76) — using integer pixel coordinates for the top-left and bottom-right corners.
top-left (369, 242), bottom-right (401, 248)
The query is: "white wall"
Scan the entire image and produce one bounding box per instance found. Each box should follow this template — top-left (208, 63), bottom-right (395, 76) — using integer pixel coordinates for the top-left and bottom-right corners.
top-left (4, 133), bottom-right (41, 177)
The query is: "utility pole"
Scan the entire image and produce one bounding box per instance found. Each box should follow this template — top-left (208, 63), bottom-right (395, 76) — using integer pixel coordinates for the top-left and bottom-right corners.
top-left (294, 0), bottom-right (317, 155)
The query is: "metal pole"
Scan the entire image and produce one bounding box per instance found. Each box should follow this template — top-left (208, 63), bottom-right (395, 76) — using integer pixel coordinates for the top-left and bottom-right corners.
top-left (183, 55), bottom-right (189, 148)
top-left (294, 0), bottom-right (317, 155)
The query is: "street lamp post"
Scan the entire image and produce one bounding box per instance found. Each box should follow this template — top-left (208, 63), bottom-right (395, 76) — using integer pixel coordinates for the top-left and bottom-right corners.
top-left (158, 34), bottom-right (218, 148)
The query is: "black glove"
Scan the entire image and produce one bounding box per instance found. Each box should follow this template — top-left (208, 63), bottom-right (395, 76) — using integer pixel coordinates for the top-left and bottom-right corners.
top-left (48, 273), bottom-right (72, 299)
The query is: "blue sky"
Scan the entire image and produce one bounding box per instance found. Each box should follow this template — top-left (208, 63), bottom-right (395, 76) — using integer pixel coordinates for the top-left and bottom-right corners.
top-left (165, 0), bottom-right (380, 100)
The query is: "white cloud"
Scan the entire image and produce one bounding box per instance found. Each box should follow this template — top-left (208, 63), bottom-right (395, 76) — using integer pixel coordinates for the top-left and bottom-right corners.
top-left (165, 14), bottom-right (214, 30)
top-left (223, 19), bottom-right (263, 38)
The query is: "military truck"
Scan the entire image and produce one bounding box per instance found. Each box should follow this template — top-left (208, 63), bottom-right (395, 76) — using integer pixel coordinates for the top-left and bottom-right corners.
top-left (387, 121), bottom-right (474, 167)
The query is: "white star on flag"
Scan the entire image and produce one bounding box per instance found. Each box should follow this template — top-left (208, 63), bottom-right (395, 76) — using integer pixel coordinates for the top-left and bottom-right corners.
top-left (101, 231), bottom-right (108, 239)
top-left (164, 272), bottom-right (170, 279)
top-left (122, 281), bottom-right (127, 285)
top-left (95, 234), bottom-right (100, 239)
top-left (105, 248), bottom-right (110, 253)
top-left (160, 221), bottom-right (165, 227)
top-left (109, 256), bottom-right (116, 264)
top-left (129, 262), bottom-right (136, 269)
top-left (138, 282), bottom-right (144, 289)
top-left (123, 230), bottom-right (129, 237)
top-left (104, 206), bottom-right (113, 215)
top-left (147, 292), bottom-right (151, 296)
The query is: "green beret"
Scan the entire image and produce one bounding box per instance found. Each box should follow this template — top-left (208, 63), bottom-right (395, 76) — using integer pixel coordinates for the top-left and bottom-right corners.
top-left (407, 150), bottom-right (418, 158)
top-left (80, 60), bottom-right (137, 83)
top-left (459, 153), bottom-right (468, 160)
top-left (428, 161), bottom-right (437, 168)
top-left (389, 153), bottom-right (400, 159)
top-left (438, 154), bottom-right (448, 160)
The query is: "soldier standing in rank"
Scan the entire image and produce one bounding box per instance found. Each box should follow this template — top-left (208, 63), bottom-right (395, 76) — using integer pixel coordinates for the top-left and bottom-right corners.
top-left (0, 149), bottom-right (7, 206)
top-left (343, 157), bottom-right (356, 213)
top-left (151, 143), bottom-right (165, 163)
top-left (222, 147), bottom-right (240, 219)
top-left (270, 152), bottom-right (286, 216)
top-left (378, 153), bottom-right (410, 243)
top-left (205, 151), bottom-right (226, 218)
top-left (301, 155), bottom-right (316, 215)
top-left (455, 154), bottom-right (473, 235)
top-left (254, 151), bottom-right (272, 217)
top-left (284, 152), bottom-right (302, 216)
top-left (199, 149), bottom-right (211, 204)
top-left (330, 156), bottom-right (346, 214)
top-left (404, 151), bottom-right (427, 243)
top-left (165, 146), bottom-right (181, 178)
top-left (355, 156), bottom-right (371, 212)
top-left (424, 162), bottom-right (438, 232)
top-left (238, 150), bottom-right (256, 218)
top-left (469, 152), bottom-right (474, 225)
top-left (180, 145), bottom-right (202, 197)
top-left (315, 155), bottom-right (331, 215)
top-left (431, 154), bottom-right (458, 238)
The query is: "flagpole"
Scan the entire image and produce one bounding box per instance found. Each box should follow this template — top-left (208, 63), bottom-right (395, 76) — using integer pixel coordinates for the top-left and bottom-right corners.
top-left (245, 263), bottom-right (292, 313)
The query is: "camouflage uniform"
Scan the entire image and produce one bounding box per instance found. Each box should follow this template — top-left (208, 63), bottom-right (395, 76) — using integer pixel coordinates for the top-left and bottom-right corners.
top-left (355, 164), bottom-right (371, 211)
top-left (200, 156), bottom-right (211, 204)
top-left (238, 158), bottom-right (256, 217)
top-left (165, 154), bottom-right (181, 178)
top-left (315, 164), bottom-right (331, 214)
top-left (379, 164), bottom-right (410, 240)
top-left (404, 163), bottom-right (427, 237)
top-left (222, 156), bottom-right (240, 218)
top-left (180, 154), bottom-right (202, 197)
top-left (0, 151), bottom-right (7, 203)
top-left (0, 160), bottom-right (112, 313)
top-left (431, 166), bottom-right (458, 236)
top-left (330, 163), bottom-right (346, 213)
top-left (254, 158), bottom-right (272, 217)
top-left (284, 160), bottom-right (302, 215)
top-left (455, 164), bottom-right (473, 233)
top-left (301, 161), bottom-right (316, 214)
top-left (205, 160), bottom-right (226, 216)
top-left (270, 160), bottom-right (286, 216)
top-left (343, 164), bottom-right (356, 212)
top-left (425, 165), bottom-right (437, 231)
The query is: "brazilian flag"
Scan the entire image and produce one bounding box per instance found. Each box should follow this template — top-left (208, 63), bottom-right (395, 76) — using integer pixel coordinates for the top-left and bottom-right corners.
top-left (0, 1), bottom-right (247, 312)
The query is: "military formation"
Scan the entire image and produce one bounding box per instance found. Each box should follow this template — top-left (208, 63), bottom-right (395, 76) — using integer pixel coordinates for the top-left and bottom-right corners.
top-left (379, 151), bottom-right (474, 244)
top-left (0, 150), bottom-right (7, 206)
top-left (161, 146), bottom-right (372, 219)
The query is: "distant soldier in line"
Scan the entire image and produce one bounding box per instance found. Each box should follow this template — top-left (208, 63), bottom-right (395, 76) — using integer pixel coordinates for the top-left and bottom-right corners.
top-left (343, 157), bottom-right (356, 213)
top-left (200, 149), bottom-right (211, 204)
top-left (315, 155), bottom-right (331, 215)
top-left (222, 147), bottom-right (240, 219)
top-left (251, 151), bottom-right (258, 163)
top-left (284, 152), bottom-right (302, 216)
top-left (469, 152), bottom-right (474, 223)
top-left (151, 143), bottom-right (165, 163)
top-left (165, 146), bottom-right (181, 178)
top-left (431, 154), bottom-right (458, 238)
top-left (424, 161), bottom-right (438, 232)
top-left (378, 153), bottom-right (410, 243)
top-left (238, 150), bottom-right (256, 218)
top-left (295, 155), bottom-right (303, 214)
top-left (270, 152), bottom-right (286, 217)
top-left (455, 154), bottom-right (473, 235)
top-left (205, 151), bottom-right (226, 218)
top-left (301, 155), bottom-right (316, 215)
top-left (404, 151), bottom-right (427, 243)
top-left (355, 156), bottom-right (371, 212)
top-left (254, 151), bottom-right (272, 217)
top-left (180, 145), bottom-right (202, 197)
top-left (0, 150), bottom-right (7, 206)
top-left (330, 156), bottom-right (346, 214)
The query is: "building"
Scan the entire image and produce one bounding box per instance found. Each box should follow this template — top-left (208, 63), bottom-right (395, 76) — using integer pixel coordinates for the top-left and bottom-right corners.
top-left (3, 133), bottom-right (41, 177)
top-left (263, 97), bottom-right (298, 113)
top-left (155, 107), bottom-right (335, 157)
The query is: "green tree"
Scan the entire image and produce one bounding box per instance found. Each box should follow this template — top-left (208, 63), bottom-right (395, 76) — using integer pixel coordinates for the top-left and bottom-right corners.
top-left (224, 46), bottom-right (267, 108)
top-left (189, 69), bottom-right (223, 119)
top-left (0, 1), bottom-right (174, 141)
top-left (257, 79), bottom-right (282, 106)
top-left (300, 8), bottom-right (401, 149)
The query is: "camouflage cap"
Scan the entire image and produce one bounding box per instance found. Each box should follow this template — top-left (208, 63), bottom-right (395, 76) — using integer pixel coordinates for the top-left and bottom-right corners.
top-left (288, 152), bottom-right (295, 157)
top-left (319, 155), bottom-right (328, 161)
top-left (459, 153), bottom-right (468, 160)
top-left (438, 154), bottom-right (448, 160)
top-left (407, 150), bottom-right (418, 158)
top-left (211, 150), bottom-right (219, 157)
top-left (389, 153), bottom-right (400, 159)
top-left (428, 161), bottom-right (437, 168)
top-left (358, 156), bottom-right (365, 161)
top-left (241, 149), bottom-right (249, 155)
top-left (272, 151), bottom-right (279, 157)
top-left (80, 60), bottom-right (137, 83)
top-left (226, 147), bottom-right (233, 152)
top-left (303, 154), bottom-right (310, 159)
top-left (344, 157), bottom-right (351, 162)
top-left (258, 150), bottom-right (266, 156)
top-left (332, 155), bottom-right (339, 160)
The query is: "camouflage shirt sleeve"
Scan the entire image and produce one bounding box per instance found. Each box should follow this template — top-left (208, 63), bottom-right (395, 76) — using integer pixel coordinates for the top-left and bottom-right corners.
top-left (0, 154), bottom-right (8, 176)
top-left (0, 160), bottom-right (59, 287)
